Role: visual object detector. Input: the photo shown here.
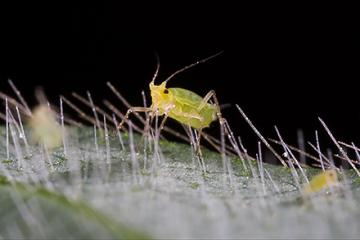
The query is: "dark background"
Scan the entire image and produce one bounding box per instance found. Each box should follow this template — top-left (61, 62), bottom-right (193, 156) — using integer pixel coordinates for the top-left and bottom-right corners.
top-left (0, 3), bottom-right (359, 158)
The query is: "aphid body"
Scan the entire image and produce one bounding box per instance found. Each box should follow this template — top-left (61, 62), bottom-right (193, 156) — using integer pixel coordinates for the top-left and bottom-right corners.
top-left (149, 81), bottom-right (217, 129)
top-left (28, 105), bottom-right (62, 149)
top-left (117, 52), bottom-right (224, 172)
top-left (118, 52), bottom-right (223, 132)
top-left (303, 169), bottom-right (339, 194)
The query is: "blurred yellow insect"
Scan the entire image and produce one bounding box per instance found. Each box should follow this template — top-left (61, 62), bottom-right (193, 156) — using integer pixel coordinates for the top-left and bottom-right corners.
top-left (303, 169), bottom-right (339, 195)
top-left (28, 105), bottom-right (62, 149)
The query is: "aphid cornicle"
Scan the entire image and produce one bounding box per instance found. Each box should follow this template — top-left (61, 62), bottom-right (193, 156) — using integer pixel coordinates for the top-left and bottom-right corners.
top-left (117, 52), bottom-right (225, 168)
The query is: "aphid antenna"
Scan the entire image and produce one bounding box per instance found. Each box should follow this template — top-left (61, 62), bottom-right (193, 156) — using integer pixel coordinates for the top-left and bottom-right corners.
top-left (111, 113), bottom-right (125, 150)
top-left (163, 51), bottom-right (224, 84)
top-left (72, 92), bottom-right (113, 123)
top-left (150, 51), bottom-right (160, 84)
top-left (8, 79), bottom-right (32, 116)
top-left (236, 104), bottom-right (287, 167)
top-left (318, 117), bottom-right (360, 177)
top-left (297, 129), bottom-right (306, 164)
top-left (274, 126), bottom-right (309, 183)
top-left (273, 127), bottom-right (301, 189)
top-left (61, 95), bottom-right (103, 128)
top-left (307, 142), bottom-right (334, 169)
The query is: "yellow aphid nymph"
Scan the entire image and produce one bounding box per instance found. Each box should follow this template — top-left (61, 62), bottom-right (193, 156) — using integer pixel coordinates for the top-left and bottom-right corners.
top-left (148, 80), bottom-right (217, 130)
top-left (28, 105), bottom-right (62, 149)
top-left (303, 169), bottom-right (339, 195)
top-left (117, 52), bottom-right (223, 132)
top-left (117, 52), bottom-right (225, 171)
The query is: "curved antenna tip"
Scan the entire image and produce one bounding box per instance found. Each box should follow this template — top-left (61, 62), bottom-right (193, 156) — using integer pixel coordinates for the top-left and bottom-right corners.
top-left (164, 51), bottom-right (224, 83)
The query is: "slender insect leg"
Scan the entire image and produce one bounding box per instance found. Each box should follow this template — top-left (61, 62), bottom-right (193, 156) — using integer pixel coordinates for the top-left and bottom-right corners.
top-left (195, 128), bottom-right (207, 172)
top-left (159, 114), bottom-right (169, 131)
top-left (198, 90), bottom-right (224, 124)
top-left (198, 90), bottom-right (236, 172)
top-left (198, 90), bottom-right (216, 111)
top-left (118, 107), bottom-right (153, 130)
top-left (153, 114), bottom-right (169, 141)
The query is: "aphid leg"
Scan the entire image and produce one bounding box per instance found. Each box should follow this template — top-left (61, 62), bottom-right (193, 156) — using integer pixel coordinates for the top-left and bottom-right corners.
top-left (118, 107), bottom-right (153, 130)
top-left (153, 114), bottom-right (169, 141)
top-left (159, 114), bottom-right (169, 131)
top-left (198, 90), bottom-right (217, 111)
top-left (198, 90), bottom-right (224, 123)
top-left (195, 128), bottom-right (207, 172)
top-left (199, 90), bottom-right (236, 172)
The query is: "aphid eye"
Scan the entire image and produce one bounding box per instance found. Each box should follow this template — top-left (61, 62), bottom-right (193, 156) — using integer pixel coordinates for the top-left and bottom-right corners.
top-left (164, 89), bottom-right (169, 94)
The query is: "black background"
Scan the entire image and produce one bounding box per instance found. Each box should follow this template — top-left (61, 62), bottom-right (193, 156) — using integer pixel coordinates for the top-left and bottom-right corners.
top-left (0, 3), bottom-right (359, 158)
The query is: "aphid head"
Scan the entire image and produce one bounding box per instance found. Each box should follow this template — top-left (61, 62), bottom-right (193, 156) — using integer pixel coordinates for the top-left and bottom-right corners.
top-left (149, 80), bottom-right (170, 106)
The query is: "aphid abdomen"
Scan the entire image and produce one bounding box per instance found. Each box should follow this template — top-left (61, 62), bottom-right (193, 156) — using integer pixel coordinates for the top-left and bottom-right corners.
top-left (169, 103), bottom-right (216, 129)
